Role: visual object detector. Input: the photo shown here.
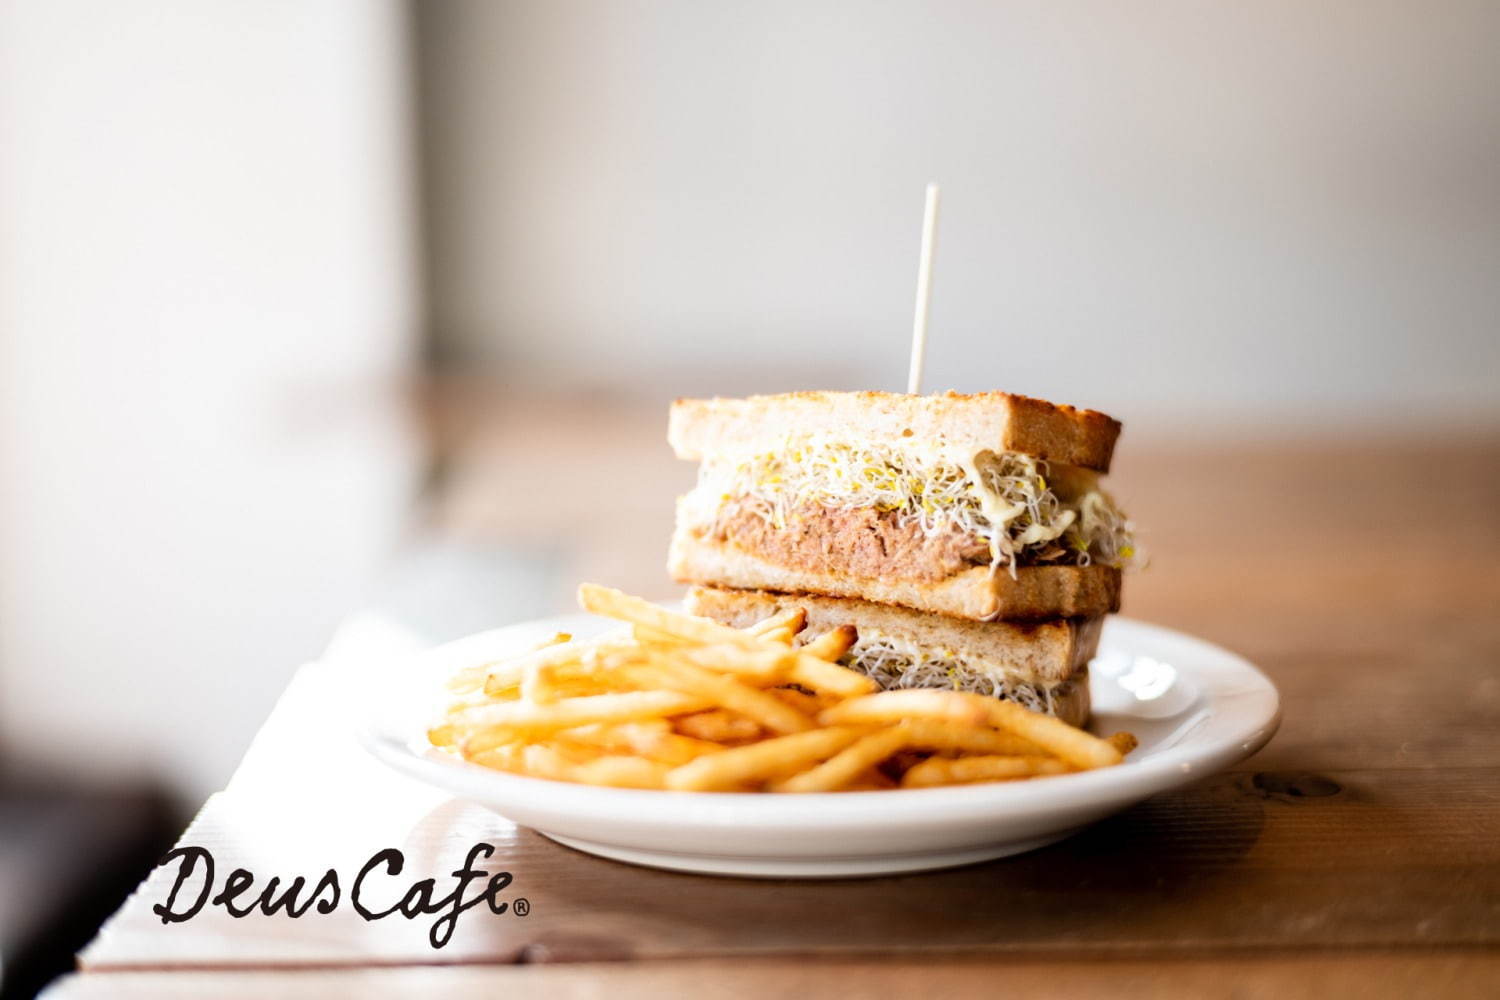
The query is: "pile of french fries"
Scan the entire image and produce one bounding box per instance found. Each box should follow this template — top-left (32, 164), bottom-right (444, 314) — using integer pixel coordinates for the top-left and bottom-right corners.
top-left (430, 584), bottom-right (1137, 792)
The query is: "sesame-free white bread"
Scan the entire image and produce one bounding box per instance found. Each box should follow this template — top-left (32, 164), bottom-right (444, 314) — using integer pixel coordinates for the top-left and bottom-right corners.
top-left (669, 390), bottom-right (1122, 473)
top-left (686, 586), bottom-right (1101, 686)
top-left (669, 528), bottom-right (1122, 622)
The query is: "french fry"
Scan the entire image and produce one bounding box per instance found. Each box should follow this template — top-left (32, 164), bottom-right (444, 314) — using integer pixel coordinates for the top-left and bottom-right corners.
top-left (845, 767), bottom-right (899, 791)
top-left (671, 643), bottom-right (790, 682)
top-left (673, 709), bottom-right (763, 744)
top-left (520, 744), bottom-right (576, 781)
top-left (771, 724), bottom-right (910, 793)
top-left (543, 739), bottom-right (606, 765)
top-left (484, 642), bottom-right (585, 696)
top-left (665, 728), bottom-right (863, 792)
top-left (768, 687), bottom-right (827, 715)
top-left (532, 674), bottom-right (631, 702)
top-left (897, 719), bottom-right (1045, 757)
top-left (449, 690), bottom-right (710, 735)
top-left (745, 607), bottom-right (806, 643)
top-left (634, 624), bottom-right (688, 645)
top-left (458, 726), bottom-right (532, 756)
top-left (900, 754), bottom-right (1072, 788)
top-left (454, 632), bottom-right (572, 695)
top-left (559, 722), bottom-right (721, 766)
top-left (638, 629), bottom-right (798, 682)
top-left (522, 652), bottom-right (640, 704)
top-left (465, 744), bottom-right (526, 772)
top-left (819, 689), bottom-right (990, 728)
top-left (978, 699), bottom-right (1123, 770)
top-left (1107, 731), bottom-right (1139, 756)
top-left (755, 625), bottom-right (796, 646)
top-left (634, 732), bottom-right (723, 766)
top-left (581, 584), bottom-right (754, 645)
top-left (520, 661), bottom-right (548, 703)
top-left (445, 664), bottom-right (489, 695)
top-left (558, 719), bottom-right (670, 743)
top-left (800, 625), bottom-right (857, 662)
top-left (620, 661), bottom-right (814, 735)
top-left (785, 653), bottom-right (877, 697)
top-left (480, 679), bottom-right (521, 700)
top-left (824, 690), bottom-right (1122, 770)
top-left (782, 625), bottom-right (870, 695)
top-left (580, 584), bottom-right (873, 697)
top-left (569, 755), bottom-right (671, 789)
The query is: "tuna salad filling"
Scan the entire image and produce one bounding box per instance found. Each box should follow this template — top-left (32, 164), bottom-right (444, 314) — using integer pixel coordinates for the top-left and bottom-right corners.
top-left (682, 437), bottom-right (1138, 577)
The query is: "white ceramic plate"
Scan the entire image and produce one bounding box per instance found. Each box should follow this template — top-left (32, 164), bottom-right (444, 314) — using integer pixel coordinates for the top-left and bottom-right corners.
top-left (358, 614), bottom-right (1279, 878)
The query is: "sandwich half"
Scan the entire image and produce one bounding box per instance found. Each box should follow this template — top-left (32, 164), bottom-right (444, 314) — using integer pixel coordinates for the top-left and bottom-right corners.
top-left (686, 585), bottom-right (1099, 726)
top-left (669, 390), bottom-right (1138, 622)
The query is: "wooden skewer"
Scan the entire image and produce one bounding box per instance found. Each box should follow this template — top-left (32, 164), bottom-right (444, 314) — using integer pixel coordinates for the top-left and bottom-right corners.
top-left (907, 183), bottom-right (941, 395)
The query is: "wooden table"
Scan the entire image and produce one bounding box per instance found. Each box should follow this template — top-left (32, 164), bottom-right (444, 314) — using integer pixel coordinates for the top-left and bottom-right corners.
top-left (44, 401), bottom-right (1500, 997)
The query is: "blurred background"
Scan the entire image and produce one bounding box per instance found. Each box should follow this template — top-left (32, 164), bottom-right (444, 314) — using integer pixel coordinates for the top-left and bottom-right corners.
top-left (0, 0), bottom-right (1497, 994)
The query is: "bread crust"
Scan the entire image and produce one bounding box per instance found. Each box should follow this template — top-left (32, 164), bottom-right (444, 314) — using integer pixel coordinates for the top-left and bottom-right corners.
top-left (670, 529), bottom-right (1122, 622)
top-left (1048, 677), bottom-right (1091, 728)
top-left (686, 585), bottom-right (1101, 687)
top-left (669, 390), bottom-right (1121, 473)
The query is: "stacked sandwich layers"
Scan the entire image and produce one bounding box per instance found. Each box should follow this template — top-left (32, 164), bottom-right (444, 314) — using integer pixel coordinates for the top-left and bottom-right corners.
top-left (666, 391), bottom-right (1137, 728)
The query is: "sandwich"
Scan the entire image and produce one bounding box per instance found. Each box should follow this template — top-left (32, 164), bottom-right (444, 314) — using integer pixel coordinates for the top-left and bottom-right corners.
top-left (668, 391), bottom-right (1137, 622)
top-left (685, 585), bottom-right (1099, 727)
top-left (666, 390), bottom-right (1139, 724)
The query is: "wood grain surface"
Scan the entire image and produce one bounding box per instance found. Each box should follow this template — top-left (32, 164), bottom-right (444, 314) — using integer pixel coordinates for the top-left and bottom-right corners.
top-left (52, 397), bottom-right (1500, 997)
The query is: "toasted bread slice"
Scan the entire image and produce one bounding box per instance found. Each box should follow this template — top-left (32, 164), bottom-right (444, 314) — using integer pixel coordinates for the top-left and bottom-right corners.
top-left (686, 585), bottom-right (1097, 725)
top-left (670, 529), bottom-right (1122, 622)
top-left (669, 390), bottom-right (1121, 473)
top-left (687, 586), bottom-right (1102, 685)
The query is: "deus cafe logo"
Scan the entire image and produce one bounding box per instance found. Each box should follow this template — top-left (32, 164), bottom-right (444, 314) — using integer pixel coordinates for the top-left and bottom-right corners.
top-left (151, 842), bottom-right (529, 949)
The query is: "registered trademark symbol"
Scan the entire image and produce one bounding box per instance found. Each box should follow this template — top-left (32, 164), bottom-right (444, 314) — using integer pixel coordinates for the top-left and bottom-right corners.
top-left (512, 897), bottom-right (530, 916)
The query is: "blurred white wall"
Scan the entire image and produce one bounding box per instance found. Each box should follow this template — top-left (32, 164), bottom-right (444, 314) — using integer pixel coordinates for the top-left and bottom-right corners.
top-left (418, 0), bottom-right (1500, 436)
top-left (0, 1), bottom-right (422, 799)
